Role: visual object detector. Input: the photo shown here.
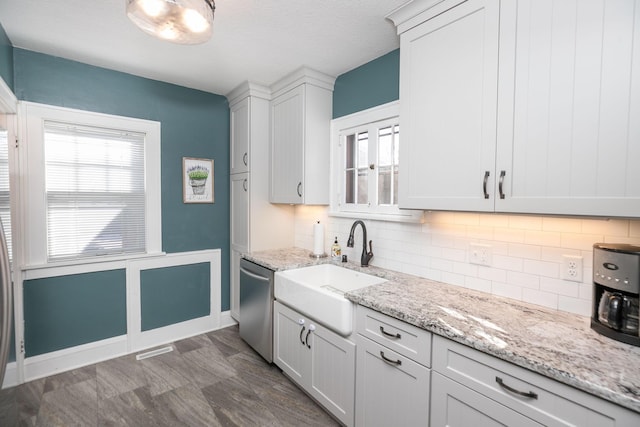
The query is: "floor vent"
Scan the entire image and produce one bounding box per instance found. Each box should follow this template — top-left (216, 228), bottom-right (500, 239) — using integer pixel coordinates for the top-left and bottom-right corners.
top-left (135, 345), bottom-right (174, 361)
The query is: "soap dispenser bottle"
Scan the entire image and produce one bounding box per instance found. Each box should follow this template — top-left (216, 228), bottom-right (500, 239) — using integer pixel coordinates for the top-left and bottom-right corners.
top-left (331, 237), bottom-right (342, 261)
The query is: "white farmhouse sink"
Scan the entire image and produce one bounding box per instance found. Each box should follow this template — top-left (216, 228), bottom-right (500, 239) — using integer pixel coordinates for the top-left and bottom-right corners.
top-left (275, 264), bottom-right (387, 336)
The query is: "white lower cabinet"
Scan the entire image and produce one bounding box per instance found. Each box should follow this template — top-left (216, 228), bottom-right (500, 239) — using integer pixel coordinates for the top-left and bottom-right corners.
top-left (431, 372), bottom-right (542, 427)
top-left (273, 300), bottom-right (355, 426)
top-left (356, 335), bottom-right (430, 426)
top-left (355, 306), bottom-right (432, 426)
top-left (431, 335), bottom-right (639, 427)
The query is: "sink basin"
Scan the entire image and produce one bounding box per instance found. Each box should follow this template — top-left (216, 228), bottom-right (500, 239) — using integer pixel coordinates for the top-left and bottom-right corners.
top-left (275, 264), bottom-right (387, 336)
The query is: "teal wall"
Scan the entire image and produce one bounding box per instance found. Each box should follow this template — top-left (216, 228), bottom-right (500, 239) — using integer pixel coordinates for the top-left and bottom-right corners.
top-left (0, 23), bottom-right (13, 90)
top-left (13, 48), bottom-right (230, 356)
top-left (141, 263), bottom-right (210, 331)
top-left (23, 270), bottom-right (126, 357)
top-left (332, 49), bottom-right (399, 118)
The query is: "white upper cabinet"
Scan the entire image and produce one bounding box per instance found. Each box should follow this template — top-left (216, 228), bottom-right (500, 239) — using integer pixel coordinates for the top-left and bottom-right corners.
top-left (230, 97), bottom-right (250, 175)
top-left (395, 0), bottom-right (500, 212)
top-left (391, 0), bottom-right (640, 217)
top-left (496, 0), bottom-right (640, 216)
top-left (270, 67), bottom-right (335, 205)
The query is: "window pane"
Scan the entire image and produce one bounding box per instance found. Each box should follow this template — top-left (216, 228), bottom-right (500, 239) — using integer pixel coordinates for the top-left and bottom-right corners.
top-left (345, 134), bottom-right (355, 169)
top-left (378, 126), bottom-right (393, 167)
top-left (393, 167), bottom-right (399, 205)
top-left (377, 123), bottom-right (400, 207)
top-left (357, 131), bottom-right (368, 168)
top-left (345, 170), bottom-right (355, 204)
top-left (357, 169), bottom-right (368, 204)
top-left (378, 167), bottom-right (392, 205)
top-left (44, 121), bottom-right (146, 261)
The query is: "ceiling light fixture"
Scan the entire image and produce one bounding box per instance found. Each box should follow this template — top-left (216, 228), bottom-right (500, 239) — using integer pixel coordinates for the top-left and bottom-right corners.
top-left (126, 0), bottom-right (215, 45)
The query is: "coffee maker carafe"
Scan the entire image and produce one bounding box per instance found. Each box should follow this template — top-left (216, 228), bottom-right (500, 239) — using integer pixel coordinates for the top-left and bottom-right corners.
top-left (591, 243), bottom-right (640, 346)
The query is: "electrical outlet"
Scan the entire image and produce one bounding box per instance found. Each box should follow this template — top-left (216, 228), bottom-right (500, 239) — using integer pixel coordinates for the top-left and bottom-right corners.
top-left (470, 243), bottom-right (492, 266)
top-left (562, 255), bottom-right (583, 282)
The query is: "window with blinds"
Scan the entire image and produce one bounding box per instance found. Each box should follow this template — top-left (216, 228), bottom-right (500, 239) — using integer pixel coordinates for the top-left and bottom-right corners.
top-left (0, 129), bottom-right (11, 262)
top-left (43, 121), bottom-right (146, 261)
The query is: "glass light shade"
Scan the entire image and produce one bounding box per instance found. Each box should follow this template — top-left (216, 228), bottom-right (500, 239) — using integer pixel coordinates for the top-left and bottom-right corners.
top-left (126, 0), bottom-right (215, 44)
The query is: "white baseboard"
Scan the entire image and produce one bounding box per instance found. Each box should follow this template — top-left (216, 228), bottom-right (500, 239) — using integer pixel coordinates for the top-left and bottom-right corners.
top-left (23, 335), bottom-right (128, 383)
top-left (219, 310), bottom-right (237, 329)
top-left (16, 314), bottom-right (238, 385)
top-left (2, 361), bottom-right (18, 389)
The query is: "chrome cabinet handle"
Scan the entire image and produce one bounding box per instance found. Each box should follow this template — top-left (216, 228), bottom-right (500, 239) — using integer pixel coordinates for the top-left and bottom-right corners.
top-left (380, 326), bottom-right (401, 339)
top-left (483, 171), bottom-right (490, 199)
top-left (242, 152), bottom-right (248, 166)
top-left (242, 178), bottom-right (247, 192)
top-left (296, 182), bottom-right (302, 197)
top-left (499, 170), bottom-right (506, 199)
top-left (299, 326), bottom-right (306, 345)
top-left (495, 377), bottom-right (538, 399)
top-left (380, 351), bottom-right (402, 366)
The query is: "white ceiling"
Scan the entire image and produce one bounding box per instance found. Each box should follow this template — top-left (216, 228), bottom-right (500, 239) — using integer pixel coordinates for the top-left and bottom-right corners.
top-left (0, 0), bottom-right (410, 96)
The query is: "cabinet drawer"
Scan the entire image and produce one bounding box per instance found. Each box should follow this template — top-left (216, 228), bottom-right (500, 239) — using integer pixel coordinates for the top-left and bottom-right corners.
top-left (356, 334), bottom-right (430, 427)
top-left (356, 305), bottom-right (431, 367)
top-left (432, 335), bottom-right (638, 427)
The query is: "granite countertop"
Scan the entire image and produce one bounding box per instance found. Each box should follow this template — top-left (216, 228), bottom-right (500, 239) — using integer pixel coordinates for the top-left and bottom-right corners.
top-left (243, 247), bottom-right (640, 413)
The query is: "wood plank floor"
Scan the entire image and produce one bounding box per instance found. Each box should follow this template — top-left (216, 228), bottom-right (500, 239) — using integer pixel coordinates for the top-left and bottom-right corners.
top-left (0, 325), bottom-right (340, 426)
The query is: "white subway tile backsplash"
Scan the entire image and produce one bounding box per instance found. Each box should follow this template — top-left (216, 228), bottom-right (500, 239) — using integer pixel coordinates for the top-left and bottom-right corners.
top-left (491, 254), bottom-right (523, 272)
top-left (508, 215), bottom-right (543, 230)
top-left (522, 288), bottom-right (558, 310)
top-left (300, 210), bottom-right (640, 318)
top-left (524, 230), bottom-right (562, 247)
top-left (508, 243), bottom-right (541, 260)
top-left (558, 296), bottom-right (591, 317)
top-left (560, 232), bottom-right (603, 250)
top-left (539, 277), bottom-right (580, 298)
top-left (506, 271), bottom-right (540, 289)
top-left (581, 218), bottom-right (629, 236)
top-left (477, 266), bottom-right (507, 283)
top-left (542, 217), bottom-right (582, 233)
top-left (464, 276), bottom-right (492, 293)
top-left (491, 281), bottom-right (523, 300)
top-left (523, 259), bottom-right (560, 278)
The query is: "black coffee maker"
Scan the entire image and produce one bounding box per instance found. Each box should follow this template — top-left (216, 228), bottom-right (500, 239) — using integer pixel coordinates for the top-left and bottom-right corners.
top-left (591, 243), bottom-right (640, 346)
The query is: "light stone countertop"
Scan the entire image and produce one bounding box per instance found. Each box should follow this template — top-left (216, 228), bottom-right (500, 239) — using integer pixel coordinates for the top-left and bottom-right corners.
top-left (243, 247), bottom-right (640, 413)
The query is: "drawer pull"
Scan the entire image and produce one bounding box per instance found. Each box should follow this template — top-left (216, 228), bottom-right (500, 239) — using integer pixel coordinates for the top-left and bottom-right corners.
top-left (380, 351), bottom-right (402, 366)
top-left (380, 326), bottom-right (401, 339)
top-left (495, 377), bottom-right (538, 400)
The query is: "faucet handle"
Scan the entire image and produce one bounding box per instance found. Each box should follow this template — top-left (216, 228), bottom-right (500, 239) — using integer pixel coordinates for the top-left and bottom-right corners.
top-left (367, 240), bottom-right (373, 256)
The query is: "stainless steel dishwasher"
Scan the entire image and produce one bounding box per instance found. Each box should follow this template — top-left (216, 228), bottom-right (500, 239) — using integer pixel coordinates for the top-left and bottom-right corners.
top-left (239, 258), bottom-right (274, 363)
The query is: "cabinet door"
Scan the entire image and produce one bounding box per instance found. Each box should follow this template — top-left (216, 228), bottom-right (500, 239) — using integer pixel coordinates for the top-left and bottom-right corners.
top-left (398, 0), bottom-right (500, 211)
top-left (230, 173), bottom-right (249, 250)
top-left (230, 97), bottom-right (249, 174)
top-left (355, 335), bottom-right (430, 427)
top-left (270, 86), bottom-right (304, 204)
top-left (309, 324), bottom-right (355, 426)
top-left (431, 372), bottom-right (542, 427)
top-left (496, 0), bottom-right (640, 216)
top-left (273, 301), bottom-right (308, 384)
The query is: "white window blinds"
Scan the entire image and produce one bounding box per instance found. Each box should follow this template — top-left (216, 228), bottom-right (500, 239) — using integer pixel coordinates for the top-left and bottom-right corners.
top-left (0, 130), bottom-right (11, 262)
top-left (44, 121), bottom-right (146, 261)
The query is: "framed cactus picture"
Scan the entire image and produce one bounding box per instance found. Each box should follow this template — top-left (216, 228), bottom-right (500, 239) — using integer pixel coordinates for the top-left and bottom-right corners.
top-left (183, 157), bottom-right (214, 203)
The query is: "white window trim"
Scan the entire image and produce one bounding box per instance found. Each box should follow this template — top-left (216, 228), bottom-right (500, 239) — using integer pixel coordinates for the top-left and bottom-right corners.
top-left (17, 101), bottom-right (163, 269)
top-left (329, 101), bottom-right (423, 223)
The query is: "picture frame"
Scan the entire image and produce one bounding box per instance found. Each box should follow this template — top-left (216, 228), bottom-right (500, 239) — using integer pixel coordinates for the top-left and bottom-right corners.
top-left (183, 157), bottom-right (214, 203)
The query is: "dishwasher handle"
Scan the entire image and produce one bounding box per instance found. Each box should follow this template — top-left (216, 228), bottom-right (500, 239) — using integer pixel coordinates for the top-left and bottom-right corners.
top-left (239, 266), bottom-right (272, 283)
